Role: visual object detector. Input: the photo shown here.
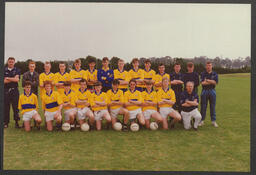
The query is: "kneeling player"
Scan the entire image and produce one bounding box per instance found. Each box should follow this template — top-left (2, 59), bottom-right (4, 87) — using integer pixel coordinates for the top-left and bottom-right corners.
top-left (75, 79), bottom-right (95, 128)
top-left (18, 81), bottom-right (42, 132)
top-left (124, 79), bottom-right (145, 127)
top-left (90, 81), bottom-right (111, 130)
top-left (107, 79), bottom-right (129, 130)
top-left (42, 81), bottom-right (63, 131)
top-left (180, 81), bottom-right (202, 130)
top-left (61, 81), bottom-right (78, 128)
top-left (157, 77), bottom-right (181, 130)
top-left (142, 81), bottom-right (162, 129)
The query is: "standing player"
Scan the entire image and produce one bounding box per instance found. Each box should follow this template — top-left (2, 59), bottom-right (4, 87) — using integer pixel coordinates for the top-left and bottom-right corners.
top-left (180, 81), bottom-right (202, 130)
top-left (154, 63), bottom-right (170, 91)
top-left (70, 59), bottom-right (86, 92)
top-left (143, 59), bottom-right (156, 91)
top-left (41, 81), bottom-right (63, 131)
top-left (75, 79), bottom-right (95, 128)
top-left (170, 63), bottom-right (184, 113)
top-left (124, 79), bottom-right (145, 127)
top-left (85, 58), bottom-right (98, 93)
top-left (183, 62), bottom-right (199, 93)
top-left (54, 62), bottom-right (71, 95)
top-left (18, 81), bottom-right (42, 132)
top-left (97, 57), bottom-right (114, 92)
top-left (157, 77), bottom-right (181, 129)
top-left (114, 59), bottom-right (129, 92)
top-left (61, 81), bottom-right (78, 128)
top-left (39, 61), bottom-right (55, 99)
top-left (107, 79), bottom-right (129, 130)
top-left (142, 81), bottom-right (162, 129)
top-left (4, 57), bottom-right (21, 128)
top-left (128, 58), bottom-right (144, 92)
top-left (90, 81), bottom-right (112, 130)
top-left (22, 61), bottom-right (39, 95)
top-left (199, 61), bottom-right (219, 127)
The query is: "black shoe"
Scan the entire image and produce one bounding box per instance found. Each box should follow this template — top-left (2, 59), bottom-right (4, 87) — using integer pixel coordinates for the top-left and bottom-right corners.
top-left (22, 122), bottom-right (25, 128)
top-left (15, 122), bottom-right (21, 128)
top-left (122, 125), bottom-right (128, 132)
top-left (36, 125), bottom-right (41, 131)
top-left (193, 127), bottom-right (198, 131)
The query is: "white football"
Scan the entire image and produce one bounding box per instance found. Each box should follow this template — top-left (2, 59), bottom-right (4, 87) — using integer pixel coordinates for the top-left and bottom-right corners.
top-left (150, 122), bottom-right (158, 130)
top-left (62, 122), bottom-right (71, 131)
top-left (130, 123), bottom-right (139, 132)
top-left (113, 122), bottom-right (122, 131)
top-left (81, 123), bottom-right (90, 132)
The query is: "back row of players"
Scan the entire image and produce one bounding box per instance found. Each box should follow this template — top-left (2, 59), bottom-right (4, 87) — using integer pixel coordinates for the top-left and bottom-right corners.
top-left (6, 57), bottom-right (219, 131)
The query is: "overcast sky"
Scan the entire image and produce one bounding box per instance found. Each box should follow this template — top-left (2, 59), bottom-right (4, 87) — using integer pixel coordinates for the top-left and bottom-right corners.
top-left (5, 2), bottom-right (251, 62)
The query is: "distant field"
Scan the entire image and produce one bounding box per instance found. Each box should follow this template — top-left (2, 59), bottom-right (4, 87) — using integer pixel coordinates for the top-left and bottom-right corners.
top-left (3, 73), bottom-right (250, 171)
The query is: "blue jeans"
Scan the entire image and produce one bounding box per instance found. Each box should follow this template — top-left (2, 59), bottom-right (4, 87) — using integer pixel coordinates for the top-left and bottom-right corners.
top-left (200, 89), bottom-right (216, 121)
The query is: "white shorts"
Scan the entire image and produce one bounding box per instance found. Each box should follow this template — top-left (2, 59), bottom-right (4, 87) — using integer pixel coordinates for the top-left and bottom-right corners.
top-left (23, 110), bottom-right (38, 121)
top-left (110, 107), bottom-right (121, 118)
top-left (45, 111), bottom-right (58, 122)
top-left (159, 107), bottom-right (174, 119)
top-left (143, 109), bottom-right (157, 120)
top-left (64, 108), bottom-right (77, 121)
top-left (94, 109), bottom-right (108, 121)
top-left (181, 108), bottom-right (202, 129)
top-left (77, 107), bottom-right (92, 120)
top-left (128, 108), bottom-right (142, 120)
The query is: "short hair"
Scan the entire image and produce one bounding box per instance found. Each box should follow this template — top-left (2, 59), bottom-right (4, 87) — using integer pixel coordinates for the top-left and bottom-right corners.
top-left (8, 57), bottom-right (15, 61)
top-left (74, 59), bottom-right (81, 64)
top-left (158, 63), bottom-right (165, 67)
top-left (88, 58), bottom-right (96, 64)
top-left (63, 81), bottom-right (71, 86)
top-left (102, 57), bottom-right (109, 62)
top-left (80, 78), bottom-right (87, 84)
top-left (118, 59), bottom-right (124, 63)
top-left (174, 62), bottom-right (181, 66)
top-left (162, 76), bottom-right (169, 82)
top-left (186, 81), bottom-right (194, 86)
top-left (145, 80), bottom-right (153, 85)
top-left (94, 81), bottom-right (102, 87)
top-left (129, 79), bottom-right (137, 85)
top-left (144, 59), bottom-right (151, 64)
top-left (112, 79), bottom-right (120, 85)
top-left (29, 61), bottom-right (35, 65)
top-left (187, 62), bottom-right (194, 68)
top-left (206, 61), bottom-right (212, 65)
top-left (59, 61), bottom-right (65, 65)
top-left (43, 80), bottom-right (52, 87)
top-left (24, 81), bottom-right (32, 87)
top-left (45, 61), bottom-right (51, 65)
top-left (132, 58), bottom-right (139, 64)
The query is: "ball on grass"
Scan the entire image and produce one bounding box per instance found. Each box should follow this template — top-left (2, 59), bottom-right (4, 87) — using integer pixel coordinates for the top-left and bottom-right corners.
top-left (130, 123), bottom-right (139, 132)
top-left (150, 122), bottom-right (158, 130)
top-left (81, 123), bottom-right (90, 132)
top-left (62, 122), bottom-right (71, 131)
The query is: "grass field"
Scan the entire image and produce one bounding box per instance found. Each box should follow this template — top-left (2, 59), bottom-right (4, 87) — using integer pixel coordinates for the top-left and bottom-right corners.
top-left (3, 73), bottom-right (250, 171)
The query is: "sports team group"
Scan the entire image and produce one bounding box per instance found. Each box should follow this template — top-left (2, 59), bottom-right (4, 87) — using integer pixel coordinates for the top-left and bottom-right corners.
top-left (4, 56), bottom-right (219, 132)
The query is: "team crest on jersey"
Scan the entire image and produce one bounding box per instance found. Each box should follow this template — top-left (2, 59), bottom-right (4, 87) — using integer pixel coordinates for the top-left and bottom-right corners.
top-left (30, 99), bottom-right (33, 102)
top-left (101, 97), bottom-right (104, 100)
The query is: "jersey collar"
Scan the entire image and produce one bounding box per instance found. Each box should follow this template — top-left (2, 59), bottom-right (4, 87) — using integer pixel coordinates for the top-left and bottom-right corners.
top-left (75, 68), bottom-right (82, 72)
top-left (24, 91), bottom-right (32, 97)
top-left (162, 87), bottom-right (169, 93)
top-left (102, 67), bottom-right (109, 71)
top-left (95, 90), bottom-right (102, 96)
top-left (144, 68), bottom-right (151, 72)
top-left (89, 68), bottom-right (95, 73)
top-left (45, 71), bottom-right (51, 75)
top-left (65, 89), bottom-right (71, 96)
top-left (130, 89), bottom-right (136, 93)
top-left (59, 71), bottom-right (66, 76)
top-left (132, 68), bottom-right (139, 72)
top-left (146, 88), bottom-right (153, 94)
top-left (159, 72), bottom-right (166, 76)
top-left (118, 68), bottom-right (124, 73)
top-left (112, 89), bottom-right (118, 94)
top-left (46, 90), bottom-right (53, 96)
top-left (79, 88), bottom-right (87, 93)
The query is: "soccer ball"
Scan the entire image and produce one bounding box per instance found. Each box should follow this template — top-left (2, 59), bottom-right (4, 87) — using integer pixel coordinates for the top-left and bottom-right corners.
top-left (150, 122), bottom-right (158, 130)
top-left (130, 123), bottom-right (139, 132)
top-left (62, 123), bottom-right (71, 131)
top-left (113, 122), bottom-right (122, 131)
top-left (81, 123), bottom-right (90, 132)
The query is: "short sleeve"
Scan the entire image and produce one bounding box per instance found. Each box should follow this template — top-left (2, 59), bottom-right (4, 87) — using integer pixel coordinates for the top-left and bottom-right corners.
top-left (124, 92), bottom-right (129, 103)
top-left (180, 93), bottom-right (186, 105)
top-left (34, 95), bottom-right (39, 109)
top-left (18, 96), bottom-right (22, 110)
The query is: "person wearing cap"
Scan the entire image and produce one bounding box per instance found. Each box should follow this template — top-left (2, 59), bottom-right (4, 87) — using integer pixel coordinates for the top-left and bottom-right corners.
top-left (143, 59), bottom-right (156, 91)
top-left (97, 57), bottom-right (114, 92)
top-left (22, 61), bottom-right (39, 96)
top-left (128, 58), bottom-right (144, 92)
top-left (113, 59), bottom-right (129, 93)
top-left (183, 62), bottom-right (199, 93)
top-left (199, 61), bottom-right (219, 127)
top-left (4, 57), bottom-right (21, 128)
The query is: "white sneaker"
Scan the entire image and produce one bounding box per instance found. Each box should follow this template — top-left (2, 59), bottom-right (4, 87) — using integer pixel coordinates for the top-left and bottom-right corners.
top-left (212, 121), bottom-right (218, 128)
top-left (198, 121), bottom-right (204, 126)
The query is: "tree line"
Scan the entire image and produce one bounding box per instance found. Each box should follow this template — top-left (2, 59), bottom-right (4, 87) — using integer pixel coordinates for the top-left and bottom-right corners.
top-left (11, 55), bottom-right (251, 75)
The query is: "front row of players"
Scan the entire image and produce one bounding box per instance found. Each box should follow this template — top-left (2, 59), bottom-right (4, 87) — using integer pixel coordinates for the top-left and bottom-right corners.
top-left (19, 77), bottom-right (202, 132)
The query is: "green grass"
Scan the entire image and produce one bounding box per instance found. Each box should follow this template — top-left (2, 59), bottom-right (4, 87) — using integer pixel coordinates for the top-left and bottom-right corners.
top-left (4, 73), bottom-right (250, 171)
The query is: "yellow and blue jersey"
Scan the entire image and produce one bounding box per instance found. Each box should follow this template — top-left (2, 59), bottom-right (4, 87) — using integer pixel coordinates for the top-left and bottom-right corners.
top-left (85, 69), bottom-right (98, 82)
top-left (90, 91), bottom-right (109, 111)
top-left (61, 90), bottom-right (77, 110)
top-left (106, 89), bottom-right (124, 110)
top-left (114, 69), bottom-right (129, 90)
top-left (142, 90), bottom-right (158, 111)
top-left (75, 88), bottom-right (92, 108)
top-left (128, 68), bottom-right (144, 88)
top-left (154, 73), bottom-right (170, 91)
top-left (39, 72), bottom-right (55, 98)
top-left (54, 72), bottom-right (71, 94)
top-left (124, 90), bottom-right (143, 111)
top-left (70, 69), bottom-right (86, 91)
top-left (143, 69), bottom-right (156, 88)
top-left (157, 88), bottom-right (176, 108)
top-left (18, 92), bottom-right (38, 115)
top-left (41, 90), bottom-right (63, 112)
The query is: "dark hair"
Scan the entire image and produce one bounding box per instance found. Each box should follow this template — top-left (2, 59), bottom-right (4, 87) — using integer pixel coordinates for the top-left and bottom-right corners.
top-left (102, 57), bottom-right (109, 62)
top-left (144, 59), bottom-right (151, 64)
top-left (24, 81), bottom-right (32, 87)
top-left (94, 81), bottom-right (102, 87)
top-left (43, 80), bottom-right (52, 87)
top-left (158, 63), bottom-right (165, 67)
top-left (88, 58), bottom-right (96, 64)
top-left (80, 78), bottom-right (87, 84)
top-left (112, 79), bottom-right (120, 85)
top-left (8, 57), bottom-right (15, 61)
top-left (74, 59), bottom-right (81, 64)
top-left (129, 79), bottom-right (137, 85)
top-left (206, 61), bottom-right (212, 65)
top-left (131, 58), bottom-right (139, 64)
top-left (63, 81), bottom-right (71, 86)
top-left (145, 80), bottom-right (153, 85)
top-left (59, 61), bottom-right (66, 65)
top-left (174, 62), bottom-right (181, 66)
top-left (187, 62), bottom-right (194, 68)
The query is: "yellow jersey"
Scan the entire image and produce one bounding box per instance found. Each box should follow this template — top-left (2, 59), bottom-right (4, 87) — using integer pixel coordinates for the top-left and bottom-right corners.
top-left (61, 90), bottom-right (77, 110)
top-left (85, 69), bottom-right (98, 82)
top-left (69, 69), bottom-right (86, 91)
top-left (141, 90), bottom-right (158, 111)
top-left (39, 72), bottom-right (55, 98)
top-left (18, 92), bottom-right (38, 115)
top-left (41, 90), bottom-right (63, 112)
top-left (143, 69), bottom-right (156, 88)
top-left (157, 88), bottom-right (176, 108)
top-left (114, 69), bottom-right (129, 89)
top-left (124, 90), bottom-right (143, 111)
top-left (128, 68), bottom-right (144, 88)
top-left (75, 88), bottom-right (92, 109)
top-left (106, 89), bottom-right (124, 110)
top-left (90, 91), bottom-right (109, 111)
top-left (154, 73), bottom-right (170, 91)
top-left (54, 72), bottom-right (71, 94)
